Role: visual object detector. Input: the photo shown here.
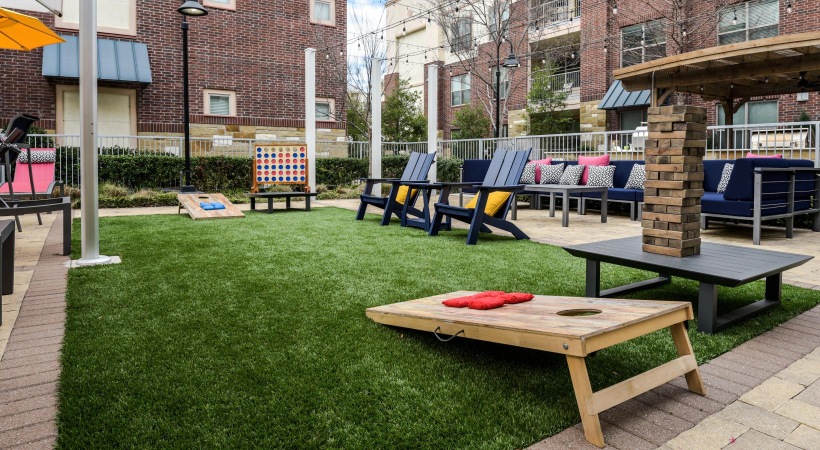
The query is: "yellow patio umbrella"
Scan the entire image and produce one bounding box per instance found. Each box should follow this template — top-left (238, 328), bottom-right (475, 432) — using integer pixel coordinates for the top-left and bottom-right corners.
top-left (0, 6), bottom-right (63, 51)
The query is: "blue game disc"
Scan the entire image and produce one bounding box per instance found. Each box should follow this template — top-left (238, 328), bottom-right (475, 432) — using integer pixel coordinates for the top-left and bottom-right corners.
top-left (300, 153), bottom-right (305, 157)
top-left (279, 177), bottom-right (283, 181)
top-left (257, 165), bottom-right (262, 169)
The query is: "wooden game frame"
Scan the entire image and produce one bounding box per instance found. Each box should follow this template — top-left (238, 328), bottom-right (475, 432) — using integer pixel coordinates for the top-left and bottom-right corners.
top-left (251, 143), bottom-right (310, 193)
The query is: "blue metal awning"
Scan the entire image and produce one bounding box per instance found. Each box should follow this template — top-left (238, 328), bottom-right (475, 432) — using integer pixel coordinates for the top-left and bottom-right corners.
top-left (42, 35), bottom-right (152, 83)
top-left (598, 80), bottom-right (650, 110)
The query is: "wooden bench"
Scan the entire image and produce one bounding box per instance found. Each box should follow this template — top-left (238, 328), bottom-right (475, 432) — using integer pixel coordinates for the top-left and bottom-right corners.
top-left (246, 191), bottom-right (318, 214)
top-left (563, 236), bottom-right (813, 333)
top-left (367, 291), bottom-right (705, 448)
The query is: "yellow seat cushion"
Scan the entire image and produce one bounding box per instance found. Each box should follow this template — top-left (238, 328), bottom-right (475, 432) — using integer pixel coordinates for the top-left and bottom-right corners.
top-left (394, 185), bottom-right (418, 205)
top-left (464, 191), bottom-right (511, 216)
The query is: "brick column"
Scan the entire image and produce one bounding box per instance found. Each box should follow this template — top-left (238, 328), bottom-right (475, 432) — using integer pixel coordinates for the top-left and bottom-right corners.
top-left (642, 106), bottom-right (707, 257)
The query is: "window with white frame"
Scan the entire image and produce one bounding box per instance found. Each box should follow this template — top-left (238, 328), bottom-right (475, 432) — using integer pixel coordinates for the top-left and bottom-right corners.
top-left (451, 74), bottom-right (471, 106)
top-left (56, 0), bottom-right (136, 36)
top-left (451, 17), bottom-right (472, 53)
top-left (204, 0), bottom-right (236, 10)
top-left (311, 0), bottom-right (334, 26)
top-left (621, 20), bottom-right (667, 68)
top-left (204, 89), bottom-right (236, 116)
top-left (488, 3), bottom-right (510, 37)
top-left (718, 0), bottom-right (778, 45)
top-left (717, 100), bottom-right (778, 125)
top-left (492, 66), bottom-right (510, 99)
top-left (316, 99), bottom-right (335, 120)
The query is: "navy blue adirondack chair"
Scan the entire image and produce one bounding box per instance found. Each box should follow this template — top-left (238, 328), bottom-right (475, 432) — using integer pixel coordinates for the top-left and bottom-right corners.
top-left (355, 152), bottom-right (436, 226)
top-left (428, 149), bottom-right (531, 245)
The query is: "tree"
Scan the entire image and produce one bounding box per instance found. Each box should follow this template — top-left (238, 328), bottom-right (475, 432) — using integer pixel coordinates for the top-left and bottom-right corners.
top-left (382, 79), bottom-right (427, 142)
top-left (526, 64), bottom-right (573, 136)
top-left (452, 104), bottom-right (492, 139)
top-left (346, 93), bottom-right (369, 142)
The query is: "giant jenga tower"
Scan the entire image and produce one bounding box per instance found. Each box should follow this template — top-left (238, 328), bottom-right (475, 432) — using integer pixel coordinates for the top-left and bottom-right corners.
top-left (642, 105), bottom-right (707, 257)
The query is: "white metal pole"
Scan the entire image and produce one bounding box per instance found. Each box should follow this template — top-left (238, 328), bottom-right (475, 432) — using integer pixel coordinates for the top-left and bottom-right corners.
top-left (77, 0), bottom-right (110, 266)
top-left (305, 48), bottom-right (317, 193)
top-left (427, 64), bottom-right (438, 183)
top-left (371, 59), bottom-right (382, 192)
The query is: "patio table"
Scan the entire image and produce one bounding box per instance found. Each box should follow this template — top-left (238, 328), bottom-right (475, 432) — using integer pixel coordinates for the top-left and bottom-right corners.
top-left (366, 291), bottom-right (705, 448)
top-left (512, 184), bottom-right (608, 227)
top-left (563, 236), bottom-right (813, 333)
top-left (0, 220), bottom-right (14, 326)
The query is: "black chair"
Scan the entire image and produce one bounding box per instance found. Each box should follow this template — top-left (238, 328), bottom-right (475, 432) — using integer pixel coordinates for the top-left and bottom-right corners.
top-left (0, 114), bottom-right (40, 231)
top-left (356, 152), bottom-right (436, 227)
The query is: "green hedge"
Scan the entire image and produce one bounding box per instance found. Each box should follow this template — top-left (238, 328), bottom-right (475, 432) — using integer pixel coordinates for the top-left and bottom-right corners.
top-left (56, 148), bottom-right (463, 190)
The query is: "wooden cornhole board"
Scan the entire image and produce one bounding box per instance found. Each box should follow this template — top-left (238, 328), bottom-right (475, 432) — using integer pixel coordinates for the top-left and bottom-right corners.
top-left (178, 193), bottom-right (244, 220)
top-left (366, 291), bottom-right (706, 448)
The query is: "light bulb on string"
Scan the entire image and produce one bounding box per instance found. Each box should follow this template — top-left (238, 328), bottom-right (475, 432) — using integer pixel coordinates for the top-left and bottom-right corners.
top-left (732, 12), bottom-right (737, 25)
top-left (787, 2), bottom-right (792, 13)
top-left (682, 26), bottom-right (687, 37)
top-left (612, 2), bottom-right (618, 14)
top-left (604, 44), bottom-right (608, 53)
top-left (339, 50), bottom-right (343, 56)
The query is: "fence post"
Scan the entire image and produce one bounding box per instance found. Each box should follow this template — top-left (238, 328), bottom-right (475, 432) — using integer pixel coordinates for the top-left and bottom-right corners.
top-left (815, 122), bottom-right (820, 168)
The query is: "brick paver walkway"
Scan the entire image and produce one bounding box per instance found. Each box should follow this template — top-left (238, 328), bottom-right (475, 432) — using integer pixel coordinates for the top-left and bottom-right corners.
top-left (0, 215), bottom-right (68, 448)
top-left (0, 202), bottom-right (817, 449)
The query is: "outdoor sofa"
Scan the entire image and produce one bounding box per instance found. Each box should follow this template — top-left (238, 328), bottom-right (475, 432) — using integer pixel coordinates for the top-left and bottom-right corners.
top-left (701, 158), bottom-right (820, 244)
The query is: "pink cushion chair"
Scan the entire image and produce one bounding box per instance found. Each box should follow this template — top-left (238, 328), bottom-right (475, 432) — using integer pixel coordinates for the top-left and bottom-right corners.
top-left (0, 148), bottom-right (63, 198)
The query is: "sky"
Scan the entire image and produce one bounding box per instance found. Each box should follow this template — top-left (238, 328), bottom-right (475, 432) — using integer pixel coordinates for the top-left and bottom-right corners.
top-left (347, 0), bottom-right (386, 59)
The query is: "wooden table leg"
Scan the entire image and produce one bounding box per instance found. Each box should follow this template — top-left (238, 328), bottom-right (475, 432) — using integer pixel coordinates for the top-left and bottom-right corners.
top-left (669, 322), bottom-right (706, 395)
top-left (566, 355), bottom-right (605, 448)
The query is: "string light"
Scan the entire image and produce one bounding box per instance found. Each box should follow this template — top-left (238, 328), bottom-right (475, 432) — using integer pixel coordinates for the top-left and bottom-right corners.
top-left (787, 2), bottom-right (792, 13)
top-left (764, 77), bottom-right (769, 83)
top-left (732, 11), bottom-right (737, 25)
top-left (612, 2), bottom-right (618, 14)
top-left (682, 26), bottom-right (687, 37)
top-left (339, 50), bottom-right (343, 56)
top-left (604, 44), bottom-right (608, 53)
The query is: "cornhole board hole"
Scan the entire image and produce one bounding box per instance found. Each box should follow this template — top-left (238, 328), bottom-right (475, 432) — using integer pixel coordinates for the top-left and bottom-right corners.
top-left (366, 291), bottom-right (706, 448)
top-left (178, 193), bottom-right (244, 220)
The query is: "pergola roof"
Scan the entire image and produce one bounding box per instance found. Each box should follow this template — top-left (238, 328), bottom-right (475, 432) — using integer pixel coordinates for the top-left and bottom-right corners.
top-left (613, 31), bottom-right (820, 102)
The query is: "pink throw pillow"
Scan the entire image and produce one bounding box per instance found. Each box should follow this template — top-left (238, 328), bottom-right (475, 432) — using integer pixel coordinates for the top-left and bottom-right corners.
top-left (746, 152), bottom-right (782, 159)
top-left (578, 154), bottom-right (610, 185)
top-left (531, 158), bottom-right (552, 184)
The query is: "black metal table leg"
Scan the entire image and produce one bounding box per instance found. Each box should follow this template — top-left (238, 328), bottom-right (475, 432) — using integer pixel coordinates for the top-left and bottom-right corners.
top-left (306, 195), bottom-right (311, 212)
top-left (586, 259), bottom-right (601, 297)
top-left (267, 198), bottom-right (274, 213)
top-left (697, 282), bottom-right (718, 334)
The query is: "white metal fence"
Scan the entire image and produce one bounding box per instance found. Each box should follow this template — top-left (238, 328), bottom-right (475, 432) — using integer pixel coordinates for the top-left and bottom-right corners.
top-left (24, 120), bottom-right (820, 187)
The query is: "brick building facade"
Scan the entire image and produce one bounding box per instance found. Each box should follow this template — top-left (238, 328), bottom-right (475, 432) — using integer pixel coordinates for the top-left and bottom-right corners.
top-left (386, 0), bottom-right (820, 140)
top-left (0, 0), bottom-right (348, 143)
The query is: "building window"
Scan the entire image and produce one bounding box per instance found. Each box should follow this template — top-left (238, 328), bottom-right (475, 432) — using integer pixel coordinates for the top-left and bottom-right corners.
top-left (316, 98), bottom-right (335, 120)
top-left (718, 0), bottom-right (778, 45)
top-left (621, 20), bottom-right (667, 68)
top-left (451, 17), bottom-right (472, 53)
top-left (717, 100), bottom-right (778, 125)
top-left (204, 89), bottom-right (236, 116)
top-left (310, 0), bottom-right (335, 26)
top-left (488, 3), bottom-right (510, 37)
top-left (492, 66), bottom-right (510, 100)
top-left (451, 74), bottom-right (471, 106)
top-left (620, 109), bottom-right (646, 131)
top-left (56, 86), bottom-right (136, 136)
top-left (56, 0), bottom-right (137, 36)
top-left (204, 0), bottom-right (236, 10)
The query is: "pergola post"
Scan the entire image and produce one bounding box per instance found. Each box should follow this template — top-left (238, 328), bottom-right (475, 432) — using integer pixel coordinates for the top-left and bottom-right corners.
top-left (305, 48), bottom-right (316, 193)
top-left (642, 105), bottom-right (707, 257)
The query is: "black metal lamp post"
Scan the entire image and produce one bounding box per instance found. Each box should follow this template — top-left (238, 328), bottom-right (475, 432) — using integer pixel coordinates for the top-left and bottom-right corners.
top-left (494, 39), bottom-right (520, 139)
top-left (177, 1), bottom-right (208, 193)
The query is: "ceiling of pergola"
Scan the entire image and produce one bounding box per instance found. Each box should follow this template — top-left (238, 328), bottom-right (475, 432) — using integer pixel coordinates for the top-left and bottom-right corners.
top-left (614, 31), bottom-right (820, 102)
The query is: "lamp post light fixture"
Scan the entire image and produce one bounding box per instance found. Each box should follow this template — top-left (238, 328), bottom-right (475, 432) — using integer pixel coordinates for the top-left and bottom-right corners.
top-left (178, 0), bottom-right (207, 193)
top-left (494, 38), bottom-right (520, 139)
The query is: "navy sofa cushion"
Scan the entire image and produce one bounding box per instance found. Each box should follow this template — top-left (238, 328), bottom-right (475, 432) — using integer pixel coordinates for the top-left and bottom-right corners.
top-left (703, 160), bottom-right (731, 193)
top-left (461, 159), bottom-right (493, 194)
top-left (581, 188), bottom-right (637, 202)
top-left (723, 158), bottom-right (792, 201)
top-left (701, 192), bottom-right (790, 217)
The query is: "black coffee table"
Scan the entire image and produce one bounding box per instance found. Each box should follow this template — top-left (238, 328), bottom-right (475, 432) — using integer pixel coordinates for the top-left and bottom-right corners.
top-left (563, 236), bottom-right (813, 333)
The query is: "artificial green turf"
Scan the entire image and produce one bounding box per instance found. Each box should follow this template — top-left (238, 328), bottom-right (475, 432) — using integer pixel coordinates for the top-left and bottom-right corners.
top-left (59, 208), bottom-right (820, 449)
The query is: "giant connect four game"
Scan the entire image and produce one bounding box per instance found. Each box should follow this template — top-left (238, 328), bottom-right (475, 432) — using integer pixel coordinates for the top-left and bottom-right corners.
top-left (252, 144), bottom-right (309, 193)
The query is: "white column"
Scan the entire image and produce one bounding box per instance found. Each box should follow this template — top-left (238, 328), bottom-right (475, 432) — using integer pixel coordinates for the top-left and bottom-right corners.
top-left (370, 59), bottom-right (382, 192)
top-left (427, 64), bottom-right (438, 183)
top-left (305, 48), bottom-right (317, 193)
top-left (77, 0), bottom-right (111, 266)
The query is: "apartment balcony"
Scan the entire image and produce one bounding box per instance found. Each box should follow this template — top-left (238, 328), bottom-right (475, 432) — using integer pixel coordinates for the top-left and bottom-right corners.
top-left (530, 0), bottom-right (580, 41)
top-left (529, 69), bottom-right (581, 108)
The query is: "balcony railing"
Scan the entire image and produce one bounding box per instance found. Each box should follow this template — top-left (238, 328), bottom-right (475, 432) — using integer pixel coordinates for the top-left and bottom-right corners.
top-left (530, 0), bottom-right (580, 28)
top-left (530, 69), bottom-right (580, 103)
